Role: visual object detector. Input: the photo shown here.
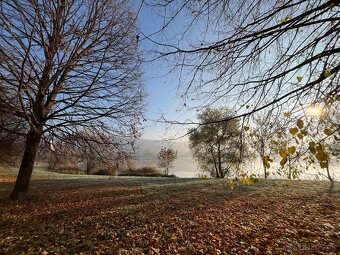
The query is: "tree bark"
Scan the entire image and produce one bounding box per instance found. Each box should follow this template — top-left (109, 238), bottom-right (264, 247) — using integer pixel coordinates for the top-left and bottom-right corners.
top-left (326, 166), bottom-right (333, 181)
top-left (10, 126), bottom-right (43, 199)
top-left (217, 144), bottom-right (223, 178)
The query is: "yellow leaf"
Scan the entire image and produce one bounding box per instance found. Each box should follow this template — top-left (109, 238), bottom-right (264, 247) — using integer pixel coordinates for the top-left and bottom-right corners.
top-left (284, 112), bottom-right (291, 118)
top-left (324, 128), bottom-right (332, 136)
top-left (315, 152), bottom-right (328, 161)
top-left (309, 147), bottom-right (316, 154)
top-left (297, 132), bottom-right (304, 140)
top-left (280, 157), bottom-right (287, 167)
top-left (280, 148), bottom-right (287, 159)
top-left (323, 70), bottom-right (332, 78)
top-left (288, 146), bottom-right (296, 154)
top-left (297, 119), bottom-right (304, 129)
top-left (319, 161), bottom-right (328, 169)
top-left (300, 129), bottom-right (307, 135)
top-left (271, 140), bottom-right (278, 145)
top-left (279, 15), bottom-right (293, 24)
top-left (244, 126), bottom-right (249, 131)
top-left (226, 180), bottom-right (234, 190)
top-left (297, 76), bottom-right (303, 82)
top-left (316, 143), bottom-right (325, 153)
top-left (309, 141), bottom-right (315, 148)
top-left (289, 127), bottom-right (299, 136)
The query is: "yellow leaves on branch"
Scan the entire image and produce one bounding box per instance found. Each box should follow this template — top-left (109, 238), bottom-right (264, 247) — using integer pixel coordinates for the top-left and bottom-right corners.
top-left (297, 76), bottom-right (303, 82)
top-left (309, 142), bottom-right (330, 169)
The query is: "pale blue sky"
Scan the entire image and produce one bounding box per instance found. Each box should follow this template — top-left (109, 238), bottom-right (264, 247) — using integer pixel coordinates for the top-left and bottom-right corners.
top-left (136, 3), bottom-right (196, 140)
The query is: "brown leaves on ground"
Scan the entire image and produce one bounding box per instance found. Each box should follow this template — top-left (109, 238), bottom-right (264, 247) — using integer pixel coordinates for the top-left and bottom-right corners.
top-left (0, 178), bottom-right (339, 254)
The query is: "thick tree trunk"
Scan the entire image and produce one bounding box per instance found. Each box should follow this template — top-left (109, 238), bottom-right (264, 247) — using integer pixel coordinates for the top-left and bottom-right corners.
top-left (10, 127), bottom-right (43, 199)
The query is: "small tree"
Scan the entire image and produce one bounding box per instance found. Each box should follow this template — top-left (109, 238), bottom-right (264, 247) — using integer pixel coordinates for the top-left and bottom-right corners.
top-left (189, 108), bottom-right (244, 178)
top-left (158, 147), bottom-right (177, 175)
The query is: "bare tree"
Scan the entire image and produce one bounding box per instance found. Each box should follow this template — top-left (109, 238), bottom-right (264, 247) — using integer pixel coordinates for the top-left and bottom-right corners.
top-left (142, 0), bottom-right (339, 123)
top-left (0, 0), bottom-right (145, 199)
top-left (247, 112), bottom-right (282, 178)
top-left (157, 146), bottom-right (177, 175)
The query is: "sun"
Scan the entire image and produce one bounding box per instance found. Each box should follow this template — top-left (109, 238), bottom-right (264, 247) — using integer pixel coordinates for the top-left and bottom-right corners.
top-left (306, 105), bottom-right (323, 117)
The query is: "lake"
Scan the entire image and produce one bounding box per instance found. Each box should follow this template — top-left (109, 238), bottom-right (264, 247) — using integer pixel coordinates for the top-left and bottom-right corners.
top-left (135, 156), bottom-right (340, 180)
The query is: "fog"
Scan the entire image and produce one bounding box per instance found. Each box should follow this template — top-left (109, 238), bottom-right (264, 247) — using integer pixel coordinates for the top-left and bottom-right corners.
top-left (135, 139), bottom-right (340, 180)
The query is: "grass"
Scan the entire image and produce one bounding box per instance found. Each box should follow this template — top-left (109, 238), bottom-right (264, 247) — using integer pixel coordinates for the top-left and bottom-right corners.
top-left (0, 166), bottom-right (339, 254)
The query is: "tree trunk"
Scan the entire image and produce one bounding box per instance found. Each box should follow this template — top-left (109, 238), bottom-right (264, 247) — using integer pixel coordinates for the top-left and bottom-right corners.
top-left (263, 163), bottom-right (268, 179)
top-left (10, 127), bottom-right (43, 199)
top-left (217, 144), bottom-right (223, 178)
top-left (326, 166), bottom-right (333, 181)
top-left (288, 156), bottom-right (292, 179)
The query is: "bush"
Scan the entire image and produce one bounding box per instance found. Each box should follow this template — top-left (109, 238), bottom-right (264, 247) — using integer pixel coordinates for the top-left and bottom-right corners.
top-left (92, 168), bottom-right (116, 176)
top-left (118, 166), bottom-right (162, 177)
top-left (160, 174), bottom-right (177, 178)
top-left (52, 166), bottom-right (82, 174)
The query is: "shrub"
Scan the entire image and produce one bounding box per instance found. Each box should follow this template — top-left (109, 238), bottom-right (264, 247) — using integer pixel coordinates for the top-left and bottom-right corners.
top-left (92, 168), bottom-right (116, 176)
top-left (118, 166), bottom-right (162, 177)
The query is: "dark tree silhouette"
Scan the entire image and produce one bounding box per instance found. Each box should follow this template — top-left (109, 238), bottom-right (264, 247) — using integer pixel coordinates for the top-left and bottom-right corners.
top-left (0, 0), bottom-right (145, 199)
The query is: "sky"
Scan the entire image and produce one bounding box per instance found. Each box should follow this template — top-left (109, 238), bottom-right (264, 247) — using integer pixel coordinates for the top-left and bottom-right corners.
top-left (136, 4), bottom-right (194, 141)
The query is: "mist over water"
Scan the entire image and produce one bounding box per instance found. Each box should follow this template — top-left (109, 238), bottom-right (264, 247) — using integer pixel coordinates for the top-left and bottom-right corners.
top-left (134, 157), bottom-right (198, 178)
top-left (135, 139), bottom-right (340, 180)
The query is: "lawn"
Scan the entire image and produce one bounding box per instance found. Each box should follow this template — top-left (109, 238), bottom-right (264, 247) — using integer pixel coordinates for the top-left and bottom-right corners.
top-left (0, 168), bottom-right (339, 254)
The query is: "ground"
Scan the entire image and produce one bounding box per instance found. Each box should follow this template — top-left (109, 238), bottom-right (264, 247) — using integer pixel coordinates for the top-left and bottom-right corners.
top-left (0, 167), bottom-right (339, 254)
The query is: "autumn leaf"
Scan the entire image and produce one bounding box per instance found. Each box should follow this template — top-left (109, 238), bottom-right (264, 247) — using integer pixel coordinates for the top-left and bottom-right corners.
top-left (289, 128), bottom-right (299, 136)
top-left (288, 146), bottom-right (296, 154)
top-left (280, 148), bottom-right (287, 159)
top-left (284, 112), bottom-right (291, 118)
top-left (315, 152), bottom-right (328, 161)
top-left (324, 128), bottom-right (332, 136)
top-left (323, 70), bottom-right (332, 78)
top-left (319, 161), bottom-right (328, 169)
top-left (297, 119), bottom-right (304, 129)
top-left (280, 157), bottom-right (287, 167)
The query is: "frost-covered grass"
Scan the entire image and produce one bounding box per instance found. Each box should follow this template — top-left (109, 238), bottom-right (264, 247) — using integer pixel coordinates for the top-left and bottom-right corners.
top-left (0, 167), bottom-right (339, 254)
